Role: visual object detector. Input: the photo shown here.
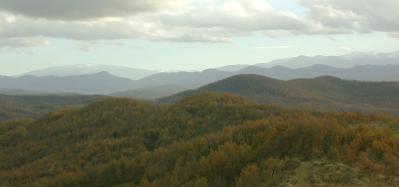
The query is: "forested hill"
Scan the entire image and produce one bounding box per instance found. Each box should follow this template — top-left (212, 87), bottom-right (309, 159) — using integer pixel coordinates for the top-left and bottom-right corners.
top-left (161, 75), bottom-right (399, 114)
top-left (0, 94), bottom-right (104, 121)
top-left (1, 93), bottom-right (399, 187)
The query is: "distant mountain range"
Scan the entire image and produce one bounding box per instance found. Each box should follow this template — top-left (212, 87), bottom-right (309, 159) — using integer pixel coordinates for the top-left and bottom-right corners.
top-left (2, 65), bottom-right (399, 114)
top-left (2, 64), bottom-right (399, 96)
top-left (161, 75), bottom-right (399, 114)
top-left (137, 64), bottom-right (399, 89)
top-left (137, 69), bottom-right (231, 88)
top-left (24, 64), bottom-right (158, 80)
top-left (0, 72), bottom-right (138, 94)
top-left (19, 51), bottom-right (399, 80)
top-left (1, 51), bottom-right (399, 96)
top-left (217, 51), bottom-right (399, 69)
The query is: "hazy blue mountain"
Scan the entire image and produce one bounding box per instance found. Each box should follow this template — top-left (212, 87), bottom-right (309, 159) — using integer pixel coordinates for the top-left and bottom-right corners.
top-left (137, 64), bottom-right (399, 91)
top-left (215, 64), bottom-right (250, 72)
top-left (256, 51), bottom-right (399, 68)
top-left (160, 74), bottom-right (399, 114)
top-left (137, 69), bottom-right (232, 88)
top-left (24, 64), bottom-right (158, 80)
top-left (3, 64), bottom-right (399, 96)
top-left (0, 72), bottom-right (138, 95)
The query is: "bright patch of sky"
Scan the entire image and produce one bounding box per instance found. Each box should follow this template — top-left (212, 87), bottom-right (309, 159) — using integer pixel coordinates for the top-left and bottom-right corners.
top-left (267, 0), bottom-right (306, 16)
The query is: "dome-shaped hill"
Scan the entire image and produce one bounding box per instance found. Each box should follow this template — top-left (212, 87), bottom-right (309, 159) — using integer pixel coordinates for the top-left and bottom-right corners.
top-left (288, 76), bottom-right (399, 106)
top-left (172, 93), bottom-right (266, 117)
top-left (287, 76), bottom-right (347, 92)
top-left (177, 92), bottom-right (252, 106)
top-left (83, 97), bottom-right (153, 110)
top-left (160, 74), bottom-right (399, 114)
top-left (160, 74), bottom-right (292, 103)
top-left (32, 97), bottom-right (159, 131)
top-left (200, 74), bottom-right (283, 94)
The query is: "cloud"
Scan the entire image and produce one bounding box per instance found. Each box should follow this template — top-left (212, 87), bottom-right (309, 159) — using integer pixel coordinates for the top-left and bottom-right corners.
top-left (0, 38), bottom-right (48, 54)
top-left (0, 38), bottom-right (48, 48)
top-left (0, 0), bottom-right (397, 46)
top-left (0, 12), bottom-right (233, 43)
top-left (252, 45), bottom-right (296, 49)
top-left (0, 15), bottom-right (151, 40)
top-left (77, 41), bottom-right (125, 52)
top-left (157, 33), bottom-right (232, 43)
top-left (0, 0), bottom-right (308, 43)
top-left (0, 0), bottom-right (183, 20)
top-left (162, 0), bottom-right (307, 32)
top-left (339, 46), bottom-right (355, 53)
top-left (390, 33), bottom-right (399, 38)
top-left (298, 0), bottom-right (399, 35)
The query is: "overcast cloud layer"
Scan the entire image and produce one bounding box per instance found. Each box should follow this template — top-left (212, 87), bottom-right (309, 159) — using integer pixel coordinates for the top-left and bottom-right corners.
top-left (0, 0), bottom-right (397, 47)
top-left (299, 0), bottom-right (399, 32)
top-left (0, 0), bottom-right (183, 20)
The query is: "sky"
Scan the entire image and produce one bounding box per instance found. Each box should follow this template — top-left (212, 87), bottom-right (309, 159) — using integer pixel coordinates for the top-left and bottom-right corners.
top-left (0, 0), bottom-right (398, 75)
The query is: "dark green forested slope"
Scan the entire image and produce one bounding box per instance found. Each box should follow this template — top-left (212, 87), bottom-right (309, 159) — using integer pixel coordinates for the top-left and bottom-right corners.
top-left (161, 75), bottom-right (399, 114)
top-left (0, 94), bottom-right (104, 121)
top-left (1, 93), bottom-right (399, 187)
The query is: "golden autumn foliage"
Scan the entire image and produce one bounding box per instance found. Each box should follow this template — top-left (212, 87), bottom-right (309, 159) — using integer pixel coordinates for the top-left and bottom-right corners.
top-left (0, 93), bottom-right (398, 187)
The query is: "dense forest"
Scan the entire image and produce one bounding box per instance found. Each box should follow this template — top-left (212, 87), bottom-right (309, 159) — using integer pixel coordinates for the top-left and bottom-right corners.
top-left (1, 93), bottom-right (399, 186)
top-left (0, 94), bottom-right (104, 121)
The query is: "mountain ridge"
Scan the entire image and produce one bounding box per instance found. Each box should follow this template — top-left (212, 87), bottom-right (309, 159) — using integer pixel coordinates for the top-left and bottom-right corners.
top-left (0, 71), bottom-right (138, 94)
top-left (160, 74), bottom-right (399, 114)
top-left (255, 51), bottom-right (399, 68)
top-left (23, 64), bottom-right (158, 80)
top-left (2, 63), bottom-right (399, 96)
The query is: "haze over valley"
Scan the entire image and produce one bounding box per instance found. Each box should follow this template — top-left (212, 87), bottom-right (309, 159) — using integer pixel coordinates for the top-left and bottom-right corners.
top-left (2, 51), bottom-right (399, 97)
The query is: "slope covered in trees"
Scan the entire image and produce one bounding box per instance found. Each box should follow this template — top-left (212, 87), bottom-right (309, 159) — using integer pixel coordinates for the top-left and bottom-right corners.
top-left (1, 93), bottom-right (399, 187)
top-left (161, 75), bottom-right (399, 114)
top-left (110, 85), bottom-right (190, 100)
top-left (0, 94), bottom-right (104, 121)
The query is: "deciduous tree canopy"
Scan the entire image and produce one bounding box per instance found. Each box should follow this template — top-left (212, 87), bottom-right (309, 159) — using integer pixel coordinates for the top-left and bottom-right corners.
top-left (1, 93), bottom-right (398, 186)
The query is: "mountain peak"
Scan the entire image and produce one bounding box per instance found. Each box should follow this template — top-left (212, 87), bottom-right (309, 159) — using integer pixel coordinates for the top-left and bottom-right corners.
top-left (23, 64), bottom-right (157, 80)
top-left (93, 71), bottom-right (112, 76)
top-left (271, 65), bottom-right (291, 70)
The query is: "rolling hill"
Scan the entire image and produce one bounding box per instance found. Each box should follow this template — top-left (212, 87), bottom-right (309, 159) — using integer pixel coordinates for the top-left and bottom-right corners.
top-left (137, 69), bottom-right (232, 88)
top-left (0, 94), bottom-right (104, 121)
top-left (161, 75), bottom-right (399, 114)
top-left (110, 84), bottom-right (190, 100)
top-left (239, 64), bottom-right (399, 81)
top-left (1, 93), bottom-right (398, 187)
